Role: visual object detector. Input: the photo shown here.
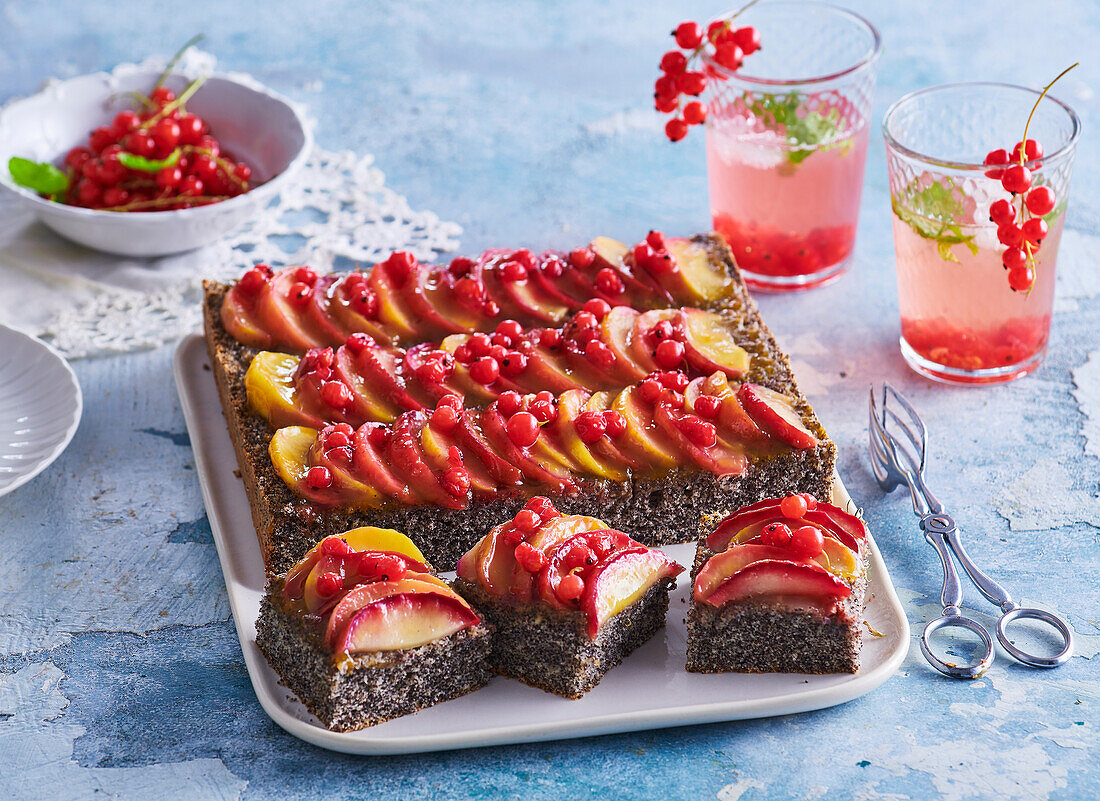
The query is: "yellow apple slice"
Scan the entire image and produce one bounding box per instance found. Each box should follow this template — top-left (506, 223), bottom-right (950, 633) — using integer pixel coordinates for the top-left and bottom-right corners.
top-left (611, 386), bottom-right (678, 469)
top-left (582, 547), bottom-right (682, 638)
top-left (245, 351), bottom-right (321, 428)
top-left (269, 425), bottom-right (318, 488)
top-left (552, 390), bottom-right (628, 481)
top-left (341, 527), bottom-right (427, 564)
top-left (666, 238), bottom-right (732, 303)
top-left (680, 308), bottom-right (751, 378)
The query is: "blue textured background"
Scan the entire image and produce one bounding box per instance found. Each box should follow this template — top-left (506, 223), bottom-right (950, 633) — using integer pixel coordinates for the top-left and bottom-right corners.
top-left (1, 1), bottom-right (1097, 799)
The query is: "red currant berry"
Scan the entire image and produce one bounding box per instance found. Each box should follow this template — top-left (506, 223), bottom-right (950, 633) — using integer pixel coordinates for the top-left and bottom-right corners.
top-left (660, 50), bottom-right (688, 75)
top-left (574, 410), bottom-right (607, 443)
top-left (595, 268), bottom-right (624, 296)
top-left (538, 328), bottom-right (562, 349)
top-left (315, 571), bottom-right (342, 597)
top-left (779, 494), bottom-right (809, 519)
top-left (483, 300), bottom-right (501, 317)
top-left (665, 117), bottom-right (689, 142)
top-left (659, 370), bottom-right (689, 391)
top-left (65, 147), bottom-right (93, 171)
top-left (585, 339), bottom-right (615, 369)
top-left (501, 259), bottom-right (528, 282)
top-left (654, 75), bottom-right (679, 101)
top-left (646, 230), bottom-right (666, 250)
top-left (497, 390), bottom-right (523, 417)
top-left (431, 404), bottom-right (461, 433)
top-left (1025, 186), bottom-right (1056, 216)
top-left (983, 148), bottom-right (1010, 179)
top-left (177, 114), bottom-right (205, 145)
top-left (507, 411), bottom-right (540, 448)
top-left (655, 339), bottom-right (685, 369)
top-left (1007, 265), bottom-right (1035, 292)
top-left (150, 86), bottom-right (176, 105)
top-left (288, 281), bottom-right (313, 306)
top-left (582, 298), bottom-right (611, 320)
top-left (567, 247), bottom-right (594, 269)
top-left (732, 26), bottom-right (761, 55)
top-left (1012, 138), bottom-right (1043, 163)
top-left (678, 71), bottom-right (707, 96)
top-left (89, 126), bottom-right (115, 153)
top-left (112, 110), bottom-right (140, 137)
top-left (156, 166), bottom-right (183, 190)
top-left (760, 521), bottom-right (793, 547)
top-left (239, 266), bottom-right (269, 294)
top-left (789, 525), bottom-right (825, 557)
top-left (306, 465), bottom-right (332, 489)
top-left (683, 101), bottom-right (707, 125)
top-left (556, 573), bottom-right (585, 602)
top-left (1022, 217), bottom-right (1048, 246)
top-left (1002, 247), bottom-right (1027, 271)
top-left (321, 380), bottom-right (352, 408)
top-left (321, 535), bottom-right (354, 557)
top-left (693, 394), bottom-right (722, 419)
top-left (516, 508), bottom-right (543, 533)
top-left (604, 410), bottom-right (627, 437)
top-left (996, 224), bottom-right (1023, 248)
top-left (76, 179), bottom-right (102, 206)
top-left (326, 430), bottom-right (351, 450)
top-left (654, 95), bottom-right (678, 113)
top-left (714, 43), bottom-right (744, 70)
top-left (514, 541), bottom-right (547, 572)
top-left (639, 378), bottom-right (662, 404)
top-left (102, 186), bottom-right (130, 207)
top-left (96, 156), bottom-right (126, 186)
top-left (680, 416), bottom-right (716, 448)
top-left (493, 319), bottom-right (522, 341)
top-left (488, 344), bottom-right (508, 363)
top-left (988, 198), bottom-right (1016, 225)
top-left (530, 399), bottom-right (557, 423)
top-left (674, 21), bottom-right (704, 49)
top-left (125, 130), bottom-right (156, 158)
top-left (500, 350), bottom-right (528, 377)
top-left (469, 356), bottom-right (500, 385)
top-left (1001, 164), bottom-right (1032, 195)
top-left (800, 493), bottom-right (818, 511)
top-left (150, 118), bottom-right (181, 153)
top-left (706, 20), bottom-right (728, 43)
top-left (178, 175), bottom-right (204, 197)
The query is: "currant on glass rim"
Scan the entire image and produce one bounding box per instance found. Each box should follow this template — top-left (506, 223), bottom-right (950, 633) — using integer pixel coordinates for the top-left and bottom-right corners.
top-left (983, 63), bottom-right (1077, 293)
top-left (655, 0), bottom-right (763, 141)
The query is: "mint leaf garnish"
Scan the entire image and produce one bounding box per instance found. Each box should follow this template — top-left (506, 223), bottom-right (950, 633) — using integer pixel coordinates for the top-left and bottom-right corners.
top-left (746, 92), bottom-right (852, 165)
top-left (8, 157), bottom-right (69, 198)
top-left (118, 148), bottom-right (181, 173)
top-left (891, 177), bottom-right (978, 264)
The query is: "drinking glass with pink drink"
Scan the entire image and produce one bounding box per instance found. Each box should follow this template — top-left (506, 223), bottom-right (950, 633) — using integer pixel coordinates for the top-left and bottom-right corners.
top-left (703, 1), bottom-right (880, 291)
top-left (883, 80), bottom-right (1080, 385)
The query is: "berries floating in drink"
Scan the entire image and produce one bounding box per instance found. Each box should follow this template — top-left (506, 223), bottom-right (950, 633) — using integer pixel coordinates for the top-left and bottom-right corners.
top-left (6, 37), bottom-right (256, 212)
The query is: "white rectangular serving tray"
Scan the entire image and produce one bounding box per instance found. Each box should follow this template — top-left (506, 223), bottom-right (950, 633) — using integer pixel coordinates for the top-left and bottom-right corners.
top-left (174, 333), bottom-right (910, 755)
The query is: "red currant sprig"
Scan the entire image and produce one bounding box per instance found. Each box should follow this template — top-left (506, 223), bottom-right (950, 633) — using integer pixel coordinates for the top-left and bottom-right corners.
top-left (983, 63), bottom-right (1077, 294)
top-left (655, 0), bottom-right (762, 141)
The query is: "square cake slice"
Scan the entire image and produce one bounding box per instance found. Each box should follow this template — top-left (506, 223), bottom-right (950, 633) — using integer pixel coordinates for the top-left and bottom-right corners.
top-left (685, 493), bottom-right (870, 674)
top-left (256, 526), bottom-right (492, 731)
top-left (453, 497), bottom-right (683, 698)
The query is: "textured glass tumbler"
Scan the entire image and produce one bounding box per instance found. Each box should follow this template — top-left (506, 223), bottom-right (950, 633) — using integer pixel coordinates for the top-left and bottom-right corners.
top-left (704, 1), bottom-right (880, 291)
top-left (883, 83), bottom-right (1080, 385)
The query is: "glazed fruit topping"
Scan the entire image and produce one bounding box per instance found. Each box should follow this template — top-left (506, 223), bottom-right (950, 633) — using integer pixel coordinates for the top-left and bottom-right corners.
top-left (983, 64), bottom-right (1077, 293)
top-left (456, 500), bottom-right (683, 638)
top-left (655, 1), bottom-right (762, 140)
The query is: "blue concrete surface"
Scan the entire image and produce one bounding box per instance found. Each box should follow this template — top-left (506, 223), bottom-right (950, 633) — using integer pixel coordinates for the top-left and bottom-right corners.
top-left (1, 1), bottom-right (1097, 799)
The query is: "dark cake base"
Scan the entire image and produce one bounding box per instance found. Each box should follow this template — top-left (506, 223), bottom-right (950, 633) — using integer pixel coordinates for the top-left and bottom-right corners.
top-left (256, 594), bottom-right (493, 731)
top-left (684, 542), bottom-right (867, 675)
top-left (454, 577), bottom-right (673, 699)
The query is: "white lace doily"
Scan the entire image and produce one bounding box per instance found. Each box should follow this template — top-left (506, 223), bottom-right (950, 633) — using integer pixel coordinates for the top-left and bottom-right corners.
top-left (0, 53), bottom-right (462, 359)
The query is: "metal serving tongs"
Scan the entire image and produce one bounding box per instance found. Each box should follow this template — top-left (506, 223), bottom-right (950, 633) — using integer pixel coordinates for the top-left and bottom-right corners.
top-left (869, 383), bottom-right (1073, 678)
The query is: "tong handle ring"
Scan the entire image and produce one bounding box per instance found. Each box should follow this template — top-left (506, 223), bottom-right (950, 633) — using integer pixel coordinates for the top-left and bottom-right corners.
top-left (996, 606), bottom-right (1074, 668)
top-left (920, 614), bottom-right (995, 679)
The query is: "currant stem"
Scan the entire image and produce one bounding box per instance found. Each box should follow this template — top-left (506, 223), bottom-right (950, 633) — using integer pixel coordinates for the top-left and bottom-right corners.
top-left (154, 35), bottom-right (204, 91)
top-left (1018, 62), bottom-right (1078, 167)
top-left (675, 0), bottom-right (762, 116)
top-left (141, 74), bottom-right (207, 130)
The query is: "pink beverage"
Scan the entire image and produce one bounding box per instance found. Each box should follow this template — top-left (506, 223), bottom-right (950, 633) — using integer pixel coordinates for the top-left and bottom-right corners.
top-left (707, 101), bottom-right (870, 287)
top-left (701, 2), bottom-right (880, 292)
top-left (884, 82), bottom-right (1080, 385)
top-left (892, 205), bottom-right (1064, 383)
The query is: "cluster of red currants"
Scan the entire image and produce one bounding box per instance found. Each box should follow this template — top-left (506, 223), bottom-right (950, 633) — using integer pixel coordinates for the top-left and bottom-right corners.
top-left (983, 139), bottom-right (1056, 293)
top-left (62, 84), bottom-right (253, 211)
top-left (655, 13), bottom-right (761, 142)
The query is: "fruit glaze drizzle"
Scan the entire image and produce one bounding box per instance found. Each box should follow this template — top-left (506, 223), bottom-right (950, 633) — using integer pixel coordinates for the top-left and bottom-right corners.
top-left (457, 498), bottom-right (683, 638)
top-left (698, 494), bottom-right (867, 614)
top-left (279, 528), bottom-right (480, 658)
top-left (221, 233), bottom-right (736, 352)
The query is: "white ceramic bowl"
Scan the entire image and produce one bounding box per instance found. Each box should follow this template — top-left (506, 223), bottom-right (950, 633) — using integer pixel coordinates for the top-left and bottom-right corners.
top-left (0, 325), bottom-right (82, 498)
top-left (0, 68), bottom-right (312, 257)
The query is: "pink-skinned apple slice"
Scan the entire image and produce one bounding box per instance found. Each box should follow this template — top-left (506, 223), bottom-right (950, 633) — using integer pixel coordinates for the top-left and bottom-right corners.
top-left (700, 559), bottom-right (851, 609)
top-left (400, 266), bottom-right (466, 338)
top-left (367, 259), bottom-right (419, 341)
top-left (326, 275), bottom-right (393, 345)
top-left (610, 386), bottom-right (678, 469)
top-left (520, 342), bottom-right (594, 395)
top-left (352, 341), bottom-right (426, 413)
top-left (419, 417), bottom-right (497, 494)
top-left (705, 500), bottom-right (865, 553)
top-left (664, 238), bottom-right (733, 303)
top-left (679, 308), bottom-right (751, 378)
top-left (599, 306), bottom-right (649, 381)
top-left (481, 405), bottom-right (576, 493)
top-left (723, 526), bottom-right (862, 579)
top-left (693, 544), bottom-right (821, 601)
top-left (581, 546), bottom-right (683, 638)
top-left (457, 412), bottom-right (524, 486)
top-left (333, 343), bottom-right (402, 423)
top-left (535, 528), bottom-right (630, 609)
top-left (352, 423), bottom-right (416, 503)
top-left (255, 268), bottom-right (331, 351)
top-left (736, 383), bottom-right (818, 450)
top-left (589, 236), bottom-right (673, 304)
top-left (583, 391), bottom-right (647, 470)
top-left (653, 400), bottom-right (747, 477)
top-left (630, 309), bottom-right (679, 373)
top-left (324, 576), bottom-right (460, 649)
top-left (403, 344), bottom-right (461, 405)
top-left (221, 283), bottom-right (272, 349)
top-left (551, 390), bottom-right (629, 481)
top-left (308, 432), bottom-right (387, 508)
top-left (386, 412), bottom-right (466, 508)
top-left (337, 592), bottom-right (480, 654)
top-left (471, 523), bottom-right (521, 596)
top-left (530, 252), bottom-right (591, 307)
top-left (304, 274), bottom-right (352, 344)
